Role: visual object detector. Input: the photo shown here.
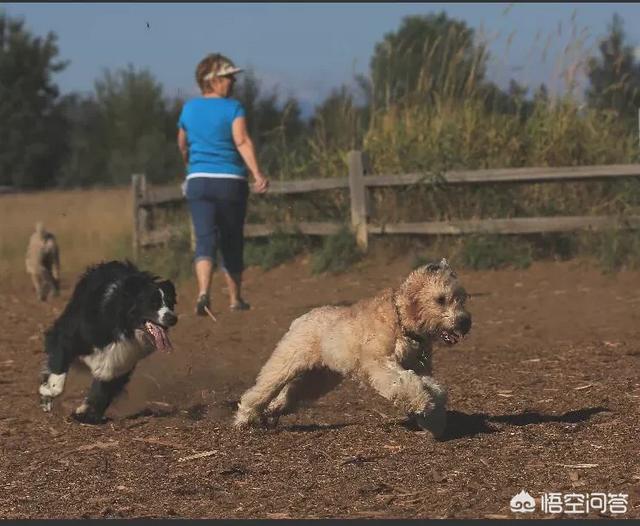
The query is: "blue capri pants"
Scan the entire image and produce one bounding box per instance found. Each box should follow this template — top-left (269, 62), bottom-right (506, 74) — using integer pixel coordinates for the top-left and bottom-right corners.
top-left (185, 177), bottom-right (249, 274)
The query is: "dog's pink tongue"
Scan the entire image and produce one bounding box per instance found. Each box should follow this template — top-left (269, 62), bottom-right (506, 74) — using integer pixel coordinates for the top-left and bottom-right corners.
top-left (145, 321), bottom-right (173, 352)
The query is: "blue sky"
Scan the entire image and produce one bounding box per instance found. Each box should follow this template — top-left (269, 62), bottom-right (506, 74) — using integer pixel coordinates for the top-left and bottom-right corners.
top-left (4, 3), bottom-right (640, 116)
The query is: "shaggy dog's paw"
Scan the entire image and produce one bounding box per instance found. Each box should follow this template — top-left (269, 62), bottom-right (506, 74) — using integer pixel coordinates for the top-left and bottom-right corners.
top-left (234, 409), bottom-right (273, 429)
top-left (260, 413), bottom-right (280, 429)
top-left (413, 405), bottom-right (447, 439)
top-left (233, 412), bottom-right (251, 429)
top-left (40, 395), bottom-right (53, 412)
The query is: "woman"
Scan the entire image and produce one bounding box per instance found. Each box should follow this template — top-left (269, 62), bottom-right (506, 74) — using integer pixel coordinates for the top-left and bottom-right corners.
top-left (177, 53), bottom-right (269, 315)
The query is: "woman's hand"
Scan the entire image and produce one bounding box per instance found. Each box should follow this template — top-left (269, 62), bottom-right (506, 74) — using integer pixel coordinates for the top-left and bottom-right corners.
top-left (252, 172), bottom-right (269, 194)
top-left (233, 117), bottom-right (269, 193)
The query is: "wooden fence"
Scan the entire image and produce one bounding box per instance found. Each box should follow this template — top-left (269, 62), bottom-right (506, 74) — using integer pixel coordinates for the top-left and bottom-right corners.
top-left (132, 150), bottom-right (640, 258)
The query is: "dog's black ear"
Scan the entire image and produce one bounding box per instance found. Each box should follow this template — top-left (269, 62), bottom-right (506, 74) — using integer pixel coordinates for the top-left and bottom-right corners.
top-left (99, 276), bottom-right (141, 329)
top-left (122, 274), bottom-right (147, 298)
top-left (116, 275), bottom-right (150, 324)
top-left (158, 280), bottom-right (176, 304)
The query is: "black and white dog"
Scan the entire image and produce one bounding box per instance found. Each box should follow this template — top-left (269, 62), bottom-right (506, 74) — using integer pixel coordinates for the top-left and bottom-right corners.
top-left (38, 260), bottom-right (178, 423)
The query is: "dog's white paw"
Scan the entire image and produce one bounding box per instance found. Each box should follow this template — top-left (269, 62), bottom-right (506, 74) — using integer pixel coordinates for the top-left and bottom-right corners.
top-left (40, 395), bottom-right (53, 412)
top-left (74, 400), bottom-right (89, 415)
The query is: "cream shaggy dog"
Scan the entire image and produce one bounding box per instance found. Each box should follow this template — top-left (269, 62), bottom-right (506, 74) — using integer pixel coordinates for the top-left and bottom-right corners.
top-left (25, 222), bottom-right (60, 301)
top-left (234, 258), bottom-right (472, 437)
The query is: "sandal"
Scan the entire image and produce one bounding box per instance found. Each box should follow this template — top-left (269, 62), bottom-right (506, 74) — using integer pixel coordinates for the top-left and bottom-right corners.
top-left (230, 299), bottom-right (251, 311)
top-left (195, 294), bottom-right (210, 316)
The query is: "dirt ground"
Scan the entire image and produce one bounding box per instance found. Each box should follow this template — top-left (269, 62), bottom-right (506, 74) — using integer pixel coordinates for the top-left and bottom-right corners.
top-left (1, 254), bottom-right (640, 519)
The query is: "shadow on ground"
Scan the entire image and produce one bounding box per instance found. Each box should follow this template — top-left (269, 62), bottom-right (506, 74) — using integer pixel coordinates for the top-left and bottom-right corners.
top-left (438, 406), bottom-right (610, 440)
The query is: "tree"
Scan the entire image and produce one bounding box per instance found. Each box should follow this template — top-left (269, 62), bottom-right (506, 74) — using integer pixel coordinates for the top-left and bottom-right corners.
top-left (532, 83), bottom-right (549, 106)
top-left (0, 13), bottom-right (69, 188)
top-left (481, 79), bottom-right (536, 121)
top-left (369, 12), bottom-right (489, 110)
top-left (234, 70), bottom-right (306, 148)
top-left (586, 13), bottom-right (640, 126)
top-left (310, 85), bottom-right (365, 152)
top-left (56, 94), bottom-right (104, 187)
top-left (233, 70), bottom-right (307, 177)
top-left (60, 64), bottom-right (183, 186)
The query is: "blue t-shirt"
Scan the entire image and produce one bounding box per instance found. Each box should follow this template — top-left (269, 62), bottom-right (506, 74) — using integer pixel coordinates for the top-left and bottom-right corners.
top-left (178, 97), bottom-right (247, 178)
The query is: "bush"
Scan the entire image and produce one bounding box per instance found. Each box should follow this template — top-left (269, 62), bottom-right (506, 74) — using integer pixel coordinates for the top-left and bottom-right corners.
top-left (311, 227), bottom-right (363, 275)
top-left (244, 230), bottom-right (309, 271)
top-left (584, 229), bottom-right (640, 273)
top-left (459, 235), bottom-right (532, 270)
top-left (138, 225), bottom-right (194, 283)
top-left (529, 233), bottom-right (577, 262)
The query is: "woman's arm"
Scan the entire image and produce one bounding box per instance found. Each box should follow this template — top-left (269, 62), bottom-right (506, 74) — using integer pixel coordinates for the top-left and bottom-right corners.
top-left (232, 116), bottom-right (269, 193)
top-left (177, 127), bottom-right (189, 169)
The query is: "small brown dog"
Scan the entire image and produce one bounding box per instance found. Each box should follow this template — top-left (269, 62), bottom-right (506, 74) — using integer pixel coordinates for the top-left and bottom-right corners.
top-left (234, 258), bottom-right (472, 437)
top-left (25, 222), bottom-right (60, 301)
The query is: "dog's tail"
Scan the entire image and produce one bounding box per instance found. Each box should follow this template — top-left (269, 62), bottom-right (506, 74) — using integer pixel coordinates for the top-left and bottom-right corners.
top-left (35, 221), bottom-right (45, 237)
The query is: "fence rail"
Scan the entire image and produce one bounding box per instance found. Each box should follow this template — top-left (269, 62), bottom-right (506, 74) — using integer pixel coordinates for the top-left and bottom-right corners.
top-left (131, 151), bottom-right (640, 258)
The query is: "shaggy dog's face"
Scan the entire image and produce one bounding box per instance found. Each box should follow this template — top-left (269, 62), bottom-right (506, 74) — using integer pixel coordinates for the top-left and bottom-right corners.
top-left (121, 276), bottom-right (178, 352)
top-left (398, 259), bottom-right (472, 344)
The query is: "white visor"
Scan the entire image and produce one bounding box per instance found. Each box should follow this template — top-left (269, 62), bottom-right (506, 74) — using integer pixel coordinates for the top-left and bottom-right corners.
top-left (204, 64), bottom-right (243, 80)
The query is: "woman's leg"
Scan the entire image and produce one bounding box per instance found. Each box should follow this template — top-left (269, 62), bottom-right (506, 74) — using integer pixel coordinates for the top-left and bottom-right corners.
top-left (216, 196), bottom-right (248, 308)
top-left (222, 270), bottom-right (242, 306)
top-left (195, 257), bottom-right (214, 297)
top-left (187, 193), bottom-right (217, 311)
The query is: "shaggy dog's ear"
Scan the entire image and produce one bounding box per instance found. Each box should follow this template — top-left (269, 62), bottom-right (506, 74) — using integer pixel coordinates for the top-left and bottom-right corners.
top-left (397, 270), bottom-right (431, 333)
top-left (423, 258), bottom-right (456, 278)
top-left (403, 290), bottom-right (422, 331)
top-left (424, 258), bottom-right (448, 273)
top-left (424, 262), bottom-right (441, 273)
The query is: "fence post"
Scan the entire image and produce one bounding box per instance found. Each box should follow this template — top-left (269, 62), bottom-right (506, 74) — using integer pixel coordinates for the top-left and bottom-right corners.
top-left (348, 150), bottom-right (369, 251)
top-left (131, 173), bottom-right (147, 260)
